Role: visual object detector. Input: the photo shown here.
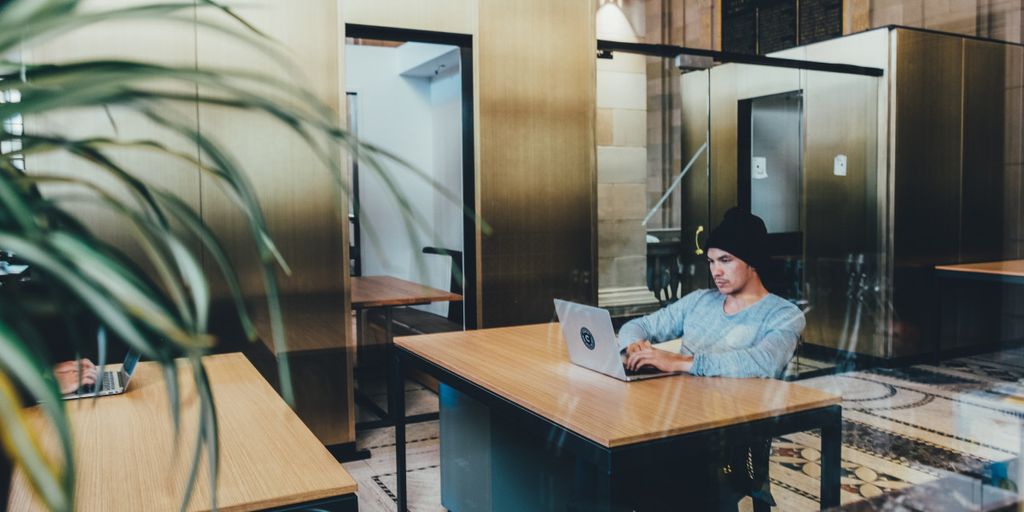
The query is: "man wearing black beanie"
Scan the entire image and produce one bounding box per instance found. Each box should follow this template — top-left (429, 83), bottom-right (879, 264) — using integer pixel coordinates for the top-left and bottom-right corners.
top-left (619, 207), bottom-right (805, 379)
top-left (614, 208), bottom-right (805, 510)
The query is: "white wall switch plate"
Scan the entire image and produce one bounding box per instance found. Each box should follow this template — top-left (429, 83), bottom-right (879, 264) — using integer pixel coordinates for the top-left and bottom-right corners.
top-left (834, 154), bottom-right (847, 176)
top-left (752, 156), bottom-right (768, 179)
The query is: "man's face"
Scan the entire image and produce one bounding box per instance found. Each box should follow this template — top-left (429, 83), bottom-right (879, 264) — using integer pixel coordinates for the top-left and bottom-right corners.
top-left (707, 247), bottom-right (755, 295)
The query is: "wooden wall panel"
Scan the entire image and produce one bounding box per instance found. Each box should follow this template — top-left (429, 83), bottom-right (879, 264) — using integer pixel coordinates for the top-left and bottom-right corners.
top-left (477, 0), bottom-right (597, 327)
top-left (890, 29), bottom-right (964, 357)
top-left (196, 1), bottom-right (346, 299)
top-left (344, 0), bottom-right (478, 35)
top-left (22, 0), bottom-right (201, 268)
top-left (196, 1), bottom-right (353, 444)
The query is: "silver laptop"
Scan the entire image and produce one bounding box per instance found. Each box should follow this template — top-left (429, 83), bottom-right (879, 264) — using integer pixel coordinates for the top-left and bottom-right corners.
top-left (63, 350), bottom-right (141, 400)
top-left (553, 299), bottom-right (682, 381)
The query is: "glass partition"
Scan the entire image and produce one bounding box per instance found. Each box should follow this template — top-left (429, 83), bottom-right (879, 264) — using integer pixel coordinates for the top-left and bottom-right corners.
top-left (596, 49), bottom-right (882, 368)
top-left (698, 62), bottom-right (880, 374)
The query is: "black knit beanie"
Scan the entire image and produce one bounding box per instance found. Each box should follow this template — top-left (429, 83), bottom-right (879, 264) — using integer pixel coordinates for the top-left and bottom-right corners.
top-left (705, 207), bottom-right (769, 271)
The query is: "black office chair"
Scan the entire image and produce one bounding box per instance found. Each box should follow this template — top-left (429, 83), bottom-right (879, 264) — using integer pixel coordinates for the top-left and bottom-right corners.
top-left (421, 246), bottom-right (463, 326)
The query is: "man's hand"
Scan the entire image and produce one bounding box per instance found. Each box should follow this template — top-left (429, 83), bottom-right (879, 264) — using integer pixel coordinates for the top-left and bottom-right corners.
top-left (625, 344), bottom-right (693, 373)
top-left (625, 340), bottom-right (652, 356)
top-left (54, 359), bottom-right (97, 394)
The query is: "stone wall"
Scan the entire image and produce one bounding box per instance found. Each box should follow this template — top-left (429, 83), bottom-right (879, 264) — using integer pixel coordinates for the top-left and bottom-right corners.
top-left (596, 1), bottom-right (655, 305)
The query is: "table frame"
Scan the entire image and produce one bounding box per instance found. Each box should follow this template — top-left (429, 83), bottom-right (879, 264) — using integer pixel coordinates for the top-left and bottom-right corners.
top-left (390, 348), bottom-right (842, 511)
top-left (351, 276), bottom-right (462, 431)
top-left (265, 494), bottom-right (358, 512)
top-left (935, 268), bottom-right (1024, 286)
top-left (934, 262), bottom-right (1024, 359)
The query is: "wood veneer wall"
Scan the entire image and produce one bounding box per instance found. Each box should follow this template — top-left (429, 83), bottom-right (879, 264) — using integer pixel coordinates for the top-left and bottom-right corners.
top-left (24, 1), bottom-right (355, 446)
top-left (477, 0), bottom-right (597, 326)
top-left (195, 0), bottom-right (352, 444)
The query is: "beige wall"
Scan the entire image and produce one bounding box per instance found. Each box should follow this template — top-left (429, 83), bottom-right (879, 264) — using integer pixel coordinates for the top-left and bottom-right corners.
top-left (22, 1), bottom-right (202, 268)
top-left (196, 0), bottom-right (352, 444)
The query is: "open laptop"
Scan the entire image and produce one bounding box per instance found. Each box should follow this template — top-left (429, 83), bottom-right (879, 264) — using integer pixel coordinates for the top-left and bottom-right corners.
top-left (63, 350), bottom-right (141, 400)
top-left (553, 299), bottom-right (682, 381)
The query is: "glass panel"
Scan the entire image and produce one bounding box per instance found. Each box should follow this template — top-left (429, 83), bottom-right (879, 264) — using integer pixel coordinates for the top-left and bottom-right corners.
top-left (595, 50), bottom-right (712, 313)
top-left (702, 61), bottom-right (880, 377)
top-left (675, 68), bottom-right (711, 298)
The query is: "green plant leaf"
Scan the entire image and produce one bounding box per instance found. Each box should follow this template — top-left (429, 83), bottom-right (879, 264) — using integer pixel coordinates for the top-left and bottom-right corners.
top-left (0, 321), bottom-right (72, 511)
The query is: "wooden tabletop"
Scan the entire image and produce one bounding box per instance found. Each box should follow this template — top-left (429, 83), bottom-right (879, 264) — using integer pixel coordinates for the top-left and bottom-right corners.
top-left (8, 353), bottom-right (356, 511)
top-left (396, 323), bottom-right (840, 448)
top-left (935, 259), bottom-right (1024, 278)
top-left (351, 275), bottom-right (462, 309)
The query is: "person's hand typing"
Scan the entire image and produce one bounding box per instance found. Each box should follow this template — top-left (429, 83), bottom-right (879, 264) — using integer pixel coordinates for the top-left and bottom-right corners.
top-left (625, 344), bottom-right (694, 373)
top-left (54, 359), bottom-right (98, 394)
top-left (625, 340), bottom-right (652, 355)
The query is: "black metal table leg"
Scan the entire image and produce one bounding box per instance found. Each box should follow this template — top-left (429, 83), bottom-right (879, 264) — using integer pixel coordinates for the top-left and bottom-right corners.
top-left (819, 406), bottom-right (843, 509)
top-left (390, 348), bottom-right (407, 512)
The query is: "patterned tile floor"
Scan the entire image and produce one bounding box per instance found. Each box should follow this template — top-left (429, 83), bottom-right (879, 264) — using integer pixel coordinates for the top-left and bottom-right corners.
top-left (344, 348), bottom-right (1024, 511)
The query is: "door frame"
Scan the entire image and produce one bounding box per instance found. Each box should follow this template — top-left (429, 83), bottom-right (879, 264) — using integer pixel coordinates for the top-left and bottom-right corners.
top-left (345, 23), bottom-right (478, 328)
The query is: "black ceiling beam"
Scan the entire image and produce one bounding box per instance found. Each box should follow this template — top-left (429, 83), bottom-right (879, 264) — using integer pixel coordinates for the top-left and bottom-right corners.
top-left (597, 39), bottom-right (884, 77)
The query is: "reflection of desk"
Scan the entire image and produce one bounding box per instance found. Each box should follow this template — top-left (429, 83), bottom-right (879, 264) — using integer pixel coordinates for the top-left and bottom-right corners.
top-left (392, 324), bottom-right (842, 511)
top-left (935, 259), bottom-right (1024, 284)
top-left (351, 275), bottom-right (462, 430)
top-left (934, 260), bottom-right (1024, 354)
top-left (8, 353), bottom-right (357, 511)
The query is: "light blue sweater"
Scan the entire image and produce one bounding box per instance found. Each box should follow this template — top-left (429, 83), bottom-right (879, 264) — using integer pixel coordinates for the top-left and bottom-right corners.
top-left (618, 289), bottom-right (804, 378)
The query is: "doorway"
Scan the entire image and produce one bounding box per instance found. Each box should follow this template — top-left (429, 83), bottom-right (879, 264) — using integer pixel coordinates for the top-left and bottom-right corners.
top-left (345, 24), bottom-right (476, 328)
top-left (738, 90), bottom-right (805, 299)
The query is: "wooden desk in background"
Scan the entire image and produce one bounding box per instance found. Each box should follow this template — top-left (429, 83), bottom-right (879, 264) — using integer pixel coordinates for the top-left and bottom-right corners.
top-left (7, 353), bottom-right (357, 512)
top-left (934, 260), bottom-right (1024, 355)
top-left (393, 324), bottom-right (843, 511)
top-left (351, 275), bottom-right (463, 310)
top-left (935, 259), bottom-right (1024, 284)
top-left (351, 275), bottom-right (462, 431)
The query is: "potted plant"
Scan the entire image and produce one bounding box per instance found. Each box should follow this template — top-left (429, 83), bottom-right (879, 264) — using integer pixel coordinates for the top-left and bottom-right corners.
top-left (0, 0), bottom-right (467, 509)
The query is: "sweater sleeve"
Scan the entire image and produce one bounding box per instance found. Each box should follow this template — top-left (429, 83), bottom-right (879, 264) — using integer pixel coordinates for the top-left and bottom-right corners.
top-left (617, 290), bottom-right (706, 351)
top-left (689, 304), bottom-right (805, 378)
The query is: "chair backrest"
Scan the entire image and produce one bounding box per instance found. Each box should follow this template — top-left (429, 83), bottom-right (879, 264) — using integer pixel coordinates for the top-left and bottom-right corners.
top-left (423, 246), bottom-right (463, 325)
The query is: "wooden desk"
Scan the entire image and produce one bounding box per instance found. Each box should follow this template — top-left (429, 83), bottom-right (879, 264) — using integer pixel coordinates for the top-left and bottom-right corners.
top-left (393, 323), bottom-right (842, 511)
top-left (8, 353), bottom-right (357, 511)
top-left (935, 259), bottom-right (1024, 284)
top-left (351, 275), bottom-right (462, 309)
top-left (934, 260), bottom-right (1024, 354)
top-left (351, 275), bottom-right (462, 431)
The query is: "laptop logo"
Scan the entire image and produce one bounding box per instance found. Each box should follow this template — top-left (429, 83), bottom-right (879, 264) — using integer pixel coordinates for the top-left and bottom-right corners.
top-left (580, 327), bottom-right (596, 350)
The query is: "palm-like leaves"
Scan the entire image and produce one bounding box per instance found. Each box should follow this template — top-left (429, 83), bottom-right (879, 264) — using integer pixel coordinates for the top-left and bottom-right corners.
top-left (0, 0), bottom-right (475, 510)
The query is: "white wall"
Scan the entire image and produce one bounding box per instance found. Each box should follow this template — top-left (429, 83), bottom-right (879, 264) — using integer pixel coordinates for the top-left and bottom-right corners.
top-left (346, 44), bottom-right (464, 316)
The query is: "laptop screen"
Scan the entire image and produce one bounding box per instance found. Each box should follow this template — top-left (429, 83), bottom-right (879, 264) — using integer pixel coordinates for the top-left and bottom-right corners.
top-left (122, 351), bottom-right (141, 377)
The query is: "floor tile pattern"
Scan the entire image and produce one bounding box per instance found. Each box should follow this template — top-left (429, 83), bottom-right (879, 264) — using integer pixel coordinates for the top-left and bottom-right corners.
top-left (345, 348), bottom-right (1024, 511)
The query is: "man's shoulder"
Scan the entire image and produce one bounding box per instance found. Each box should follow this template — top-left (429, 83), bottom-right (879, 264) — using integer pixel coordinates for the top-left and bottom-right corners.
top-left (678, 288), bottom-right (722, 307)
top-left (762, 293), bottom-right (803, 313)
top-left (761, 294), bottom-right (807, 329)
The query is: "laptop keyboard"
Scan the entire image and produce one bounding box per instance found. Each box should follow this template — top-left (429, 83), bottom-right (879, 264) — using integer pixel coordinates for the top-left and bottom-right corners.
top-left (623, 364), bottom-right (662, 376)
top-left (80, 371), bottom-right (118, 394)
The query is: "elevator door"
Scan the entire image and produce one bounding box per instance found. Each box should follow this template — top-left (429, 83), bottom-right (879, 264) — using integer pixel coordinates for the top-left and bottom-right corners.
top-left (739, 91), bottom-right (804, 299)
